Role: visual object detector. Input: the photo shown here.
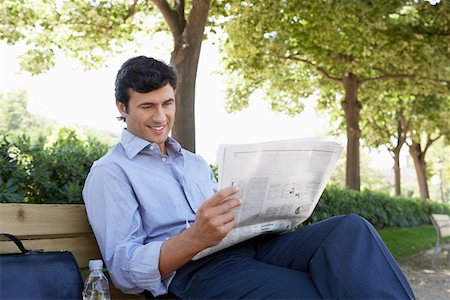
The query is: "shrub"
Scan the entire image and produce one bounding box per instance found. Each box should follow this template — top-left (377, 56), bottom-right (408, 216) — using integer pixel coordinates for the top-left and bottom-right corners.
top-left (311, 184), bottom-right (450, 228)
top-left (0, 129), bottom-right (109, 204)
top-left (2, 132), bottom-right (449, 229)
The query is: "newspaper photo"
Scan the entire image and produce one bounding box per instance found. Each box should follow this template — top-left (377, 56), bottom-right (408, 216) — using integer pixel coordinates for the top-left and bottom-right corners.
top-left (193, 138), bottom-right (343, 260)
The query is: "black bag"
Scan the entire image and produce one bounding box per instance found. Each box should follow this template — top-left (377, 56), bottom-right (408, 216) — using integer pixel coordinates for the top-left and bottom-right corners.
top-left (0, 233), bottom-right (84, 299)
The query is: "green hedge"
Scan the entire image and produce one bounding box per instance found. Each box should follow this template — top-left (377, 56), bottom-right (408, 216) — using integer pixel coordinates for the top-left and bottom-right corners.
top-left (0, 129), bottom-right (109, 204)
top-left (311, 185), bottom-right (450, 228)
top-left (2, 130), bottom-right (449, 229)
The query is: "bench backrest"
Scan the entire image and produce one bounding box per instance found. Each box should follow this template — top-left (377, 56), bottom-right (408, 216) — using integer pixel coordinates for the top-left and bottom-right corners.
top-left (0, 203), bottom-right (100, 268)
top-left (430, 214), bottom-right (450, 238)
top-left (0, 203), bottom-right (143, 299)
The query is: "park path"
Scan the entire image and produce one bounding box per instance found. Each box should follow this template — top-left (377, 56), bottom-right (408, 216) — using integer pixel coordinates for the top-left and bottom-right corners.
top-left (399, 248), bottom-right (449, 300)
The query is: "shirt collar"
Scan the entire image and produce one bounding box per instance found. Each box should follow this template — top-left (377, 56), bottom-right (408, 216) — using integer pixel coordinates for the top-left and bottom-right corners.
top-left (120, 129), bottom-right (182, 159)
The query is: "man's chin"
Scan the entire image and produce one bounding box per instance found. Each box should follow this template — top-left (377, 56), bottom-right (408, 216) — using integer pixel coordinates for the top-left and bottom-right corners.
top-left (147, 135), bottom-right (168, 145)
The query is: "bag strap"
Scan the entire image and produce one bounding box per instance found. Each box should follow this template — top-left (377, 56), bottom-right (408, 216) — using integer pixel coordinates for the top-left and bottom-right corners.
top-left (0, 233), bottom-right (30, 253)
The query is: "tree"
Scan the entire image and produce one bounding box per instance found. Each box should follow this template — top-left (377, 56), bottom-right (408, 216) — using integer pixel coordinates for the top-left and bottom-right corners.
top-left (217, 0), bottom-right (450, 190)
top-left (428, 139), bottom-right (450, 203)
top-left (0, 89), bottom-right (53, 138)
top-left (362, 91), bottom-right (414, 196)
top-left (1, 90), bottom-right (33, 132)
top-left (1, 0), bottom-right (212, 152)
top-left (1, 90), bottom-right (29, 131)
top-left (363, 91), bottom-right (450, 199)
top-left (406, 94), bottom-right (450, 199)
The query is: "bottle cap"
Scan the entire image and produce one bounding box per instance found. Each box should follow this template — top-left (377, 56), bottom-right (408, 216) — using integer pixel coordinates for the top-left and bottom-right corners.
top-left (89, 259), bottom-right (103, 271)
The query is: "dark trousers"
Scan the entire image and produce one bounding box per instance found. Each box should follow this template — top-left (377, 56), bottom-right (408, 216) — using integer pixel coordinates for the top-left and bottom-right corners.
top-left (169, 214), bottom-right (415, 299)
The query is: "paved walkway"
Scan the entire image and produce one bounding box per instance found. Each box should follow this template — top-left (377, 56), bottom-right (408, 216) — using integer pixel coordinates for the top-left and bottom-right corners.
top-left (398, 248), bottom-right (450, 300)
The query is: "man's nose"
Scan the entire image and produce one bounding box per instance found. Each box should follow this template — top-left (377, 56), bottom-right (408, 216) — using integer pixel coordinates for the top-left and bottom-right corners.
top-left (152, 107), bottom-right (166, 122)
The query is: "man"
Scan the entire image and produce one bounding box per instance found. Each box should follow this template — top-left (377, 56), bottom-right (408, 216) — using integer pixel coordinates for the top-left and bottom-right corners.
top-left (83, 56), bottom-right (415, 299)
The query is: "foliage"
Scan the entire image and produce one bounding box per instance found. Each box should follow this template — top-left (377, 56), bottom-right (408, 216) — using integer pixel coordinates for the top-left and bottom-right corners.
top-left (311, 184), bottom-right (450, 228)
top-left (359, 88), bottom-right (450, 197)
top-left (210, 163), bottom-right (218, 181)
top-left (408, 94), bottom-right (450, 145)
top-left (0, 176), bottom-right (24, 202)
top-left (0, 89), bottom-right (53, 139)
top-left (218, 0), bottom-right (449, 113)
top-left (0, 129), bottom-right (109, 204)
top-left (216, 0), bottom-right (450, 190)
top-left (427, 139), bottom-right (450, 203)
top-left (0, 0), bottom-right (151, 73)
top-left (3, 127), bottom-right (447, 229)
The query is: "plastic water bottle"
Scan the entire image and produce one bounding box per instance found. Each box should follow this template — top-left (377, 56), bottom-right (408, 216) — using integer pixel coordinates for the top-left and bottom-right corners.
top-left (82, 260), bottom-right (111, 300)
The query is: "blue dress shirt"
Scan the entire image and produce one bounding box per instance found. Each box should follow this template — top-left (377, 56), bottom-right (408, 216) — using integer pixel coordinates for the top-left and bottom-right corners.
top-left (82, 129), bottom-right (218, 296)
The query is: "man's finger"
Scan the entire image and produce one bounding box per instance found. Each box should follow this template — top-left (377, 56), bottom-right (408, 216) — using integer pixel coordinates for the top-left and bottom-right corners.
top-left (202, 186), bottom-right (240, 208)
top-left (208, 197), bottom-right (240, 216)
top-left (214, 210), bottom-right (236, 227)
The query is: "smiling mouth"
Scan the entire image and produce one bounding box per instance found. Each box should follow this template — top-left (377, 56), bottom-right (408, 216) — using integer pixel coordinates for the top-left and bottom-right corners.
top-left (149, 125), bottom-right (165, 131)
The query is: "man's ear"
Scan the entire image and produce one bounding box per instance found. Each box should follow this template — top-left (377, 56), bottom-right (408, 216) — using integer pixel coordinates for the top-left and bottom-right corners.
top-left (116, 100), bottom-right (127, 118)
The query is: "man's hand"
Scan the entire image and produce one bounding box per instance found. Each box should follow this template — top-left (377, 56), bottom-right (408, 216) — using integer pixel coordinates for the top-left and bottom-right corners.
top-left (159, 186), bottom-right (241, 278)
top-left (186, 186), bottom-right (241, 249)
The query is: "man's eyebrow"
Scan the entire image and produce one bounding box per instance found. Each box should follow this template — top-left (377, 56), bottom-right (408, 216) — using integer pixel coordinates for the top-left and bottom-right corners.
top-left (136, 98), bottom-right (174, 106)
top-left (137, 102), bottom-right (154, 106)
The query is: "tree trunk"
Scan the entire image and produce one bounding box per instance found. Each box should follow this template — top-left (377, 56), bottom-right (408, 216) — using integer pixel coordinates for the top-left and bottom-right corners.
top-left (155, 0), bottom-right (211, 153)
top-left (393, 116), bottom-right (406, 196)
top-left (393, 148), bottom-right (401, 196)
top-left (341, 73), bottom-right (361, 191)
top-left (171, 43), bottom-right (201, 153)
top-left (409, 141), bottom-right (430, 199)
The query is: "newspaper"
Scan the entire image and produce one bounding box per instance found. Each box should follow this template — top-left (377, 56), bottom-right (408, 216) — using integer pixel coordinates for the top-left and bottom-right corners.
top-left (193, 138), bottom-right (343, 260)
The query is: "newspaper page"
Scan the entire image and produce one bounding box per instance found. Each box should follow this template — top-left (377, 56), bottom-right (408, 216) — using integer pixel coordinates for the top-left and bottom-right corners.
top-left (193, 138), bottom-right (343, 260)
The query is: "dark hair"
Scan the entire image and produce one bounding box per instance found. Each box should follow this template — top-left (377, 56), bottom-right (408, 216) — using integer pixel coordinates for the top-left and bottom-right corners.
top-left (115, 56), bottom-right (178, 120)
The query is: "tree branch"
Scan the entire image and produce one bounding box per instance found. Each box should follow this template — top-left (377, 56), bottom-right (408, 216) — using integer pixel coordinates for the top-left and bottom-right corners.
top-left (175, 0), bottom-right (185, 17)
top-left (360, 74), bottom-right (450, 85)
top-left (395, 115), bottom-right (406, 150)
top-left (359, 74), bottom-right (417, 85)
top-left (365, 116), bottom-right (394, 156)
top-left (275, 54), bottom-right (342, 83)
top-left (185, 0), bottom-right (210, 44)
top-left (152, 0), bottom-right (184, 37)
top-left (124, 0), bottom-right (139, 21)
top-left (423, 77), bottom-right (450, 84)
top-left (423, 133), bottom-right (442, 157)
top-left (404, 99), bottom-right (417, 133)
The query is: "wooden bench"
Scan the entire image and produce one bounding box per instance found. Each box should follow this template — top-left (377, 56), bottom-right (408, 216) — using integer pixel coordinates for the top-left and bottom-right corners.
top-left (0, 203), bottom-right (144, 299)
top-left (430, 213), bottom-right (450, 268)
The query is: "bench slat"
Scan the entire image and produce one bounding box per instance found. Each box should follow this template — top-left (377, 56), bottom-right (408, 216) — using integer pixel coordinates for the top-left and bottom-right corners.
top-left (441, 227), bottom-right (450, 238)
top-left (431, 214), bottom-right (450, 222)
top-left (431, 214), bottom-right (450, 238)
top-left (0, 204), bottom-right (92, 236)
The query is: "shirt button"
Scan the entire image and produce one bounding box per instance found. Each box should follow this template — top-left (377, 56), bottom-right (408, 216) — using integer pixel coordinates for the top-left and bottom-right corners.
top-left (149, 145), bottom-right (154, 150)
top-left (161, 157), bottom-right (166, 162)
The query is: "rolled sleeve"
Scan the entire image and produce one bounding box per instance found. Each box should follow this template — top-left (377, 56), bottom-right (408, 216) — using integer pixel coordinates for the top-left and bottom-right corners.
top-left (110, 240), bottom-right (175, 295)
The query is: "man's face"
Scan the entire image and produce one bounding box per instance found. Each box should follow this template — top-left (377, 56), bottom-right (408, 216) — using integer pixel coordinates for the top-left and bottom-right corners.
top-left (116, 84), bottom-right (176, 154)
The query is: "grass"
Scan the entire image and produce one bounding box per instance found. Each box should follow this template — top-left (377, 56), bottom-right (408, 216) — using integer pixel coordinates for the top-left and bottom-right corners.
top-left (377, 225), bottom-right (450, 258)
